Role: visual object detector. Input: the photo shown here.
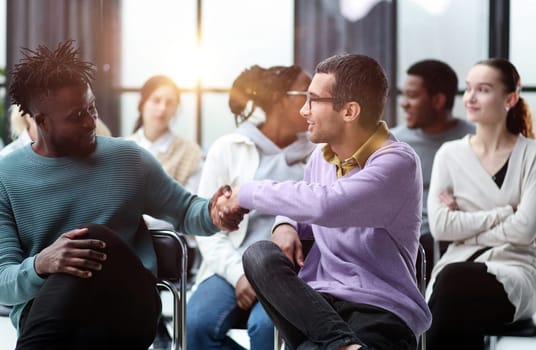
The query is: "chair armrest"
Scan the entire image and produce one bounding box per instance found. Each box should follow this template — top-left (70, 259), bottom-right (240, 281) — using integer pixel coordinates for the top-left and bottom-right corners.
top-left (151, 229), bottom-right (187, 281)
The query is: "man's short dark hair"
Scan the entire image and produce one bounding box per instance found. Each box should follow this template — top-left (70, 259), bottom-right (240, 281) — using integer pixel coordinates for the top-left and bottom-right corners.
top-left (407, 59), bottom-right (458, 111)
top-left (315, 54), bottom-right (388, 123)
top-left (9, 40), bottom-right (96, 117)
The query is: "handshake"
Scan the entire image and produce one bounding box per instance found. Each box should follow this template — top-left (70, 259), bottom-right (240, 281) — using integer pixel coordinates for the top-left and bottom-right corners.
top-left (208, 185), bottom-right (248, 231)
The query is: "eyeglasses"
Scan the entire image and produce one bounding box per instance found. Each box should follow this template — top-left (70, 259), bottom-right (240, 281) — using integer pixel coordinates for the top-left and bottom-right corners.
top-left (286, 91), bottom-right (338, 110)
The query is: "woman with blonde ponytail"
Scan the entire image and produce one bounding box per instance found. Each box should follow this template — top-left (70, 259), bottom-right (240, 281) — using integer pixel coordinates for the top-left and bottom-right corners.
top-left (426, 58), bottom-right (536, 349)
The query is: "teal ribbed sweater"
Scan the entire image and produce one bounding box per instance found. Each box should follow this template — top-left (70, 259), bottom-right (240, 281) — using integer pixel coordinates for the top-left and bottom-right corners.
top-left (0, 136), bottom-right (218, 330)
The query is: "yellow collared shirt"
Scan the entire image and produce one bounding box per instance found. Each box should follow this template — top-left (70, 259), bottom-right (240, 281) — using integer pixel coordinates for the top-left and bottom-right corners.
top-left (322, 121), bottom-right (389, 177)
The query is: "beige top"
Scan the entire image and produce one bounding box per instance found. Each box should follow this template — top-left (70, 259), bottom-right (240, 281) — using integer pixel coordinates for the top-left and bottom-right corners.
top-left (127, 130), bottom-right (203, 186)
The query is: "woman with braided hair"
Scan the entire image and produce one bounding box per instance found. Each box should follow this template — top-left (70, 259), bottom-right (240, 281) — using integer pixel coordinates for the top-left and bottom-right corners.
top-left (187, 65), bottom-right (315, 350)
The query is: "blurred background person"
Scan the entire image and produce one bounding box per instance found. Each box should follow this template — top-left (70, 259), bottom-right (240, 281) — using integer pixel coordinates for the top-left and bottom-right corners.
top-left (392, 59), bottom-right (475, 280)
top-left (126, 75), bottom-right (205, 349)
top-left (127, 75), bottom-right (203, 194)
top-left (187, 64), bottom-right (315, 350)
top-left (0, 106), bottom-right (37, 157)
top-left (426, 58), bottom-right (536, 349)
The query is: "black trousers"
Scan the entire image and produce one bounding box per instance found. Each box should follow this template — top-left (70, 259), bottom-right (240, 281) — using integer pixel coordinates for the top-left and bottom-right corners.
top-left (16, 224), bottom-right (160, 350)
top-left (243, 241), bottom-right (416, 350)
top-left (427, 262), bottom-right (515, 350)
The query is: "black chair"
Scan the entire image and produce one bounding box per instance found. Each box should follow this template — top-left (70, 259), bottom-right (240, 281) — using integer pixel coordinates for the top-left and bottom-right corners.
top-left (151, 229), bottom-right (188, 350)
top-left (486, 317), bottom-right (536, 350)
top-left (431, 240), bottom-right (536, 349)
top-left (275, 243), bottom-right (427, 350)
top-left (416, 243), bottom-right (427, 350)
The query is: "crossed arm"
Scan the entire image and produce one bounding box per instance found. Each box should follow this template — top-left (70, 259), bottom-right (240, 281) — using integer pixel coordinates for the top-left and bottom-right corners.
top-left (428, 148), bottom-right (536, 246)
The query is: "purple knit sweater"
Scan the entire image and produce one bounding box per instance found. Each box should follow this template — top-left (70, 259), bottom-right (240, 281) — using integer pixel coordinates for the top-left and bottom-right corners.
top-left (238, 135), bottom-right (432, 338)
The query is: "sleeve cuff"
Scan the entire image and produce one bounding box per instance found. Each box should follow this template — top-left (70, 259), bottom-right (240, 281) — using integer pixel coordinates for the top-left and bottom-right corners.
top-left (238, 182), bottom-right (257, 210)
top-left (272, 216), bottom-right (297, 233)
top-left (227, 264), bottom-right (245, 288)
top-left (25, 256), bottom-right (46, 286)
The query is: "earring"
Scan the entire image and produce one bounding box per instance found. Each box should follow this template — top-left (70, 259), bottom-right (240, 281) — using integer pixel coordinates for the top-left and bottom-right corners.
top-left (505, 106), bottom-right (510, 112)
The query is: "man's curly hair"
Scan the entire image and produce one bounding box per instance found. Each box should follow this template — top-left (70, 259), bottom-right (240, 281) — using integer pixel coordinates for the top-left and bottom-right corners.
top-left (9, 40), bottom-right (97, 117)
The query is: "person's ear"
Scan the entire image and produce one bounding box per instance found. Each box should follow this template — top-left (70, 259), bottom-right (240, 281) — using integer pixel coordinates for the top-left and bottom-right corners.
top-left (34, 113), bottom-right (46, 129)
top-left (432, 93), bottom-right (446, 111)
top-left (342, 101), bottom-right (361, 122)
top-left (505, 91), bottom-right (519, 110)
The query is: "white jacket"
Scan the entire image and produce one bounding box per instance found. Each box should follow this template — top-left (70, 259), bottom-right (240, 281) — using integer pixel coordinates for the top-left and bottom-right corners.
top-left (195, 125), bottom-right (314, 288)
top-left (195, 132), bottom-right (261, 287)
top-left (426, 135), bottom-right (536, 320)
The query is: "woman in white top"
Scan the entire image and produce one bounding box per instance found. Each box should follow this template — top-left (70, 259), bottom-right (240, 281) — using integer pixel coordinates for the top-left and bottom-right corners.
top-left (426, 58), bottom-right (536, 349)
top-left (187, 65), bottom-right (315, 350)
top-left (126, 76), bottom-right (205, 348)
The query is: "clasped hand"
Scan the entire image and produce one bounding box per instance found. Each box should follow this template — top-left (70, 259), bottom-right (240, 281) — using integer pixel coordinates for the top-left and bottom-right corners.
top-left (209, 185), bottom-right (249, 231)
top-left (34, 228), bottom-right (107, 278)
top-left (439, 190), bottom-right (458, 210)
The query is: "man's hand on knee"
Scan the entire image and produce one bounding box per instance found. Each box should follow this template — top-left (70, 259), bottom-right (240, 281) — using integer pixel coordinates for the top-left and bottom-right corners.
top-left (34, 228), bottom-right (107, 278)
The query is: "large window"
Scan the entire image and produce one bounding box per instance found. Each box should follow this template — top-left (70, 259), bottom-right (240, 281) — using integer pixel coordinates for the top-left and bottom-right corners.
top-left (120, 0), bottom-right (294, 150)
top-left (397, 0), bottom-right (489, 123)
top-left (510, 0), bottom-right (536, 120)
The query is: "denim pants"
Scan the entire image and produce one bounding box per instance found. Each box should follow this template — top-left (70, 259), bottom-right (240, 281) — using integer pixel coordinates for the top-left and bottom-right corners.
top-left (242, 241), bottom-right (417, 350)
top-left (16, 224), bottom-right (160, 350)
top-left (187, 274), bottom-right (274, 350)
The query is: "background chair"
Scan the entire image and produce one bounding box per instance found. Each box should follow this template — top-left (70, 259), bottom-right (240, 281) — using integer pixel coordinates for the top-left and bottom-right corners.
top-left (151, 229), bottom-right (188, 350)
top-left (432, 240), bottom-right (536, 350)
top-left (416, 243), bottom-right (427, 350)
top-left (486, 317), bottom-right (536, 350)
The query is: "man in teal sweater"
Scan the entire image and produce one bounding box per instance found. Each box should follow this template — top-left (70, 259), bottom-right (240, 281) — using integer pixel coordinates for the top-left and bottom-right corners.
top-left (0, 41), bottom-right (244, 349)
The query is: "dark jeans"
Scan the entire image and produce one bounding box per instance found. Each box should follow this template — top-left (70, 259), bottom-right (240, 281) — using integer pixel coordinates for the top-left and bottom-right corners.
top-left (427, 262), bottom-right (515, 350)
top-left (242, 241), bottom-right (416, 350)
top-left (16, 224), bottom-right (160, 350)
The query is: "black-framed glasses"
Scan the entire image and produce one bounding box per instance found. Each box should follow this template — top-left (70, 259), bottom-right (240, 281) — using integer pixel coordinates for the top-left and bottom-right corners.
top-left (286, 91), bottom-right (338, 110)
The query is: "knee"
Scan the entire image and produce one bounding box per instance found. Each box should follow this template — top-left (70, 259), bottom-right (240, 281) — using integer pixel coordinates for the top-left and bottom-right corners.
top-left (248, 313), bottom-right (273, 335)
top-left (187, 312), bottom-right (210, 335)
top-left (428, 263), bottom-right (470, 318)
top-left (242, 241), bottom-right (279, 279)
top-left (187, 311), bottom-right (224, 341)
top-left (186, 301), bottom-right (218, 337)
top-left (431, 263), bottom-right (463, 299)
top-left (80, 224), bottom-right (132, 256)
top-left (82, 223), bottom-right (115, 241)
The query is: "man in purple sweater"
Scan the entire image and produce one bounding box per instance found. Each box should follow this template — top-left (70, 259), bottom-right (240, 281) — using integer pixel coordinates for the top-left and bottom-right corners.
top-left (223, 54), bottom-right (432, 350)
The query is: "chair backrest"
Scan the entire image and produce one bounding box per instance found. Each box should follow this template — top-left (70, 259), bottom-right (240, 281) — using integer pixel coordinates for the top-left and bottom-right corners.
top-left (416, 243), bottom-right (427, 296)
top-left (152, 230), bottom-right (185, 281)
top-left (416, 243), bottom-right (427, 350)
top-left (151, 229), bottom-right (188, 350)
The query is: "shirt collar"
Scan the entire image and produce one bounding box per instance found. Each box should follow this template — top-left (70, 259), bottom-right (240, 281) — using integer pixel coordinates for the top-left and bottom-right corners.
top-left (136, 128), bottom-right (174, 155)
top-left (322, 121), bottom-right (389, 177)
